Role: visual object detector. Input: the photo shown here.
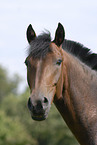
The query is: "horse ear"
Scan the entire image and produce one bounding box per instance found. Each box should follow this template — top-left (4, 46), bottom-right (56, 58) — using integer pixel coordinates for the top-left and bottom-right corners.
top-left (26, 24), bottom-right (36, 44)
top-left (53, 23), bottom-right (65, 47)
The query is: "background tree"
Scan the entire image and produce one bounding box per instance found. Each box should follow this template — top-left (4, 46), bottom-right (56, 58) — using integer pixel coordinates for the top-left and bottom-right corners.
top-left (0, 65), bottom-right (20, 101)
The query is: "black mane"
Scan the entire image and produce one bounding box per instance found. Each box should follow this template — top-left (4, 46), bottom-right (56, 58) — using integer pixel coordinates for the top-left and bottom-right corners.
top-left (63, 40), bottom-right (97, 71)
top-left (28, 32), bottom-right (97, 71)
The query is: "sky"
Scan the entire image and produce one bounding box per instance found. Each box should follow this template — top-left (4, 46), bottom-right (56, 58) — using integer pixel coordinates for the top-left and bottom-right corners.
top-left (0, 0), bottom-right (97, 91)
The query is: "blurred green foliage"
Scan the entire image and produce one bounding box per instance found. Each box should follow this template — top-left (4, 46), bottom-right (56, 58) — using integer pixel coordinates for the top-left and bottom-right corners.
top-left (0, 65), bottom-right (79, 145)
top-left (0, 65), bottom-right (20, 101)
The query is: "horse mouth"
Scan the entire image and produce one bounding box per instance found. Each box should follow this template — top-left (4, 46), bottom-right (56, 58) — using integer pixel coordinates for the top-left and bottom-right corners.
top-left (31, 114), bottom-right (47, 121)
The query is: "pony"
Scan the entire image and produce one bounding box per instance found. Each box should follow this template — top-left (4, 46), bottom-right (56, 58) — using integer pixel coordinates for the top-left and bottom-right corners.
top-left (25, 23), bottom-right (97, 145)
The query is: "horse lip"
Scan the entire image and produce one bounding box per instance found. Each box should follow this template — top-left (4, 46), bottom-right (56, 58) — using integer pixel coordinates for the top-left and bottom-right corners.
top-left (31, 115), bottom-right (47, 121)
top-left (31, 111), bottom-right (48, 121)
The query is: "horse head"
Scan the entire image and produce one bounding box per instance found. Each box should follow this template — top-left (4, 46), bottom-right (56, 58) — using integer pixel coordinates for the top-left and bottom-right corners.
top-left (25, 23), bottom-right (65, 121)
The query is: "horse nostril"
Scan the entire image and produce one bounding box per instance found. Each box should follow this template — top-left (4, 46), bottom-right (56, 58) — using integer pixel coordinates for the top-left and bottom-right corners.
top-left (44, 97), bottom-right (48, 104)
top-left (28, 98), bottom-right (33, 111)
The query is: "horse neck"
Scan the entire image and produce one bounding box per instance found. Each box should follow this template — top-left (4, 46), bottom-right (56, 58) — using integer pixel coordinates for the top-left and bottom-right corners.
top-left (54, 50), bottom-right (97, 145)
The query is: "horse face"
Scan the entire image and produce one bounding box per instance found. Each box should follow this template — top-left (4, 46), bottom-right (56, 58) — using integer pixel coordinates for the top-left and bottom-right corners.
top-left (25, 23), bottom-right (65, 121)
top-left (25, 45), bottom-right (63, 121)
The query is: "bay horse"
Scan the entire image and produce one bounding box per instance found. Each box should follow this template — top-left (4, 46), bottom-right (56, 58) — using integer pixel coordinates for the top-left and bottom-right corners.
top-left (25, 23), bottom-right (97, 145)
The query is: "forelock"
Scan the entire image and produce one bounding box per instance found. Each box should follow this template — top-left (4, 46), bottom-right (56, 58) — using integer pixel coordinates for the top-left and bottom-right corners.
top-left (28, 32), bottom-right (52, 59)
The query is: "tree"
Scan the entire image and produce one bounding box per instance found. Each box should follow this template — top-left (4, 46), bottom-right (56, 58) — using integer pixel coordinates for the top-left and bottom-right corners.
top-left (0, 109), bottom-right (37, 145)
top-left (0, 65), bottom-right (20, 101)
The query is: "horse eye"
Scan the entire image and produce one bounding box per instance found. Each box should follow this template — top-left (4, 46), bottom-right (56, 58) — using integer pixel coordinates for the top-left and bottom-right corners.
top-left (56, 59), bottom-right (62, 65)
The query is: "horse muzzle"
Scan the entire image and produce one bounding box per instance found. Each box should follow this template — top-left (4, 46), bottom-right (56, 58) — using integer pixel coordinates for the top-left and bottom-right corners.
top-left (28, 97), bottom-right (49, 121)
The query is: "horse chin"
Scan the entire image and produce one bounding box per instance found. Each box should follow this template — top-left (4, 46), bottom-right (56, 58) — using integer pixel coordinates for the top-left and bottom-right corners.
top-left (32, 116), bottom-right (46, 121)
top-left (31, 113), bottom-right (48, 121)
